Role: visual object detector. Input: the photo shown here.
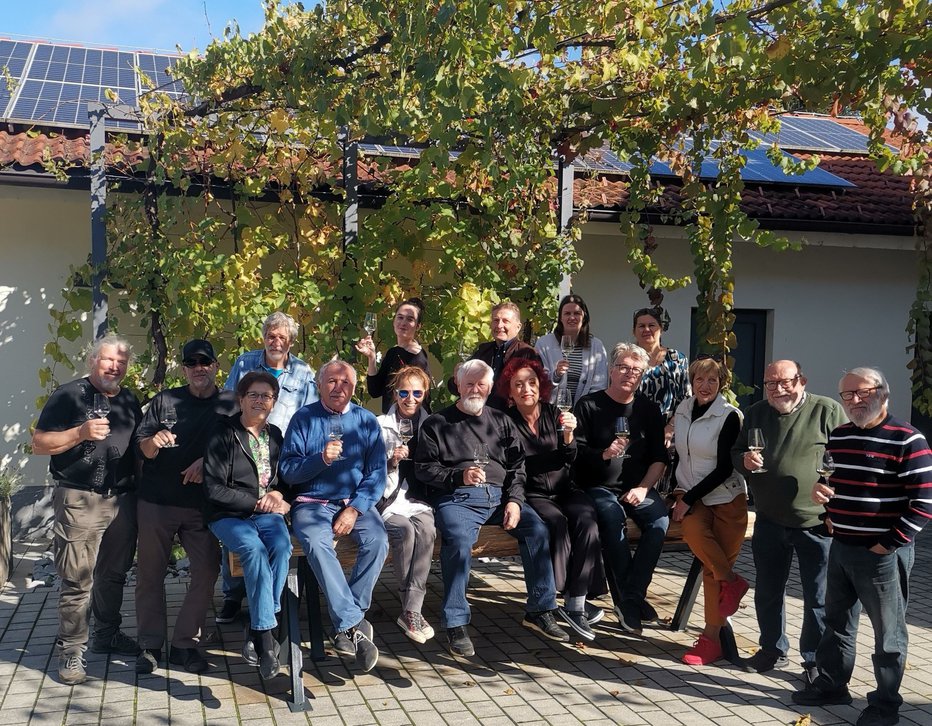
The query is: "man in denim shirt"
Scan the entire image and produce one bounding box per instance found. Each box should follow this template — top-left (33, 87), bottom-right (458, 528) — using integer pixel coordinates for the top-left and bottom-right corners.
top-left (218, 311), bottom-right (318, 623)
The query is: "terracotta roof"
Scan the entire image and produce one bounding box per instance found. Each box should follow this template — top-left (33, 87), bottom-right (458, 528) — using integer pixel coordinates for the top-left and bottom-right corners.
top-left (0, 123), bottom-right (916, 235)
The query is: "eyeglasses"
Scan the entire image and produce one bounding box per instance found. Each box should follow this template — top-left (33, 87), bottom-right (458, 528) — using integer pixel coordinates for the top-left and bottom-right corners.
top-left (696, 353), bottom-right (724, 362)
top-left (839, 386), bottom-right (880, 401)
top-left (763, 375), bottom-right (801, 391)
top-left (183, 357), bottom-right (213, 368)
top-left (397, 390), bottom-right (424, 399)
top-left (245, 392), bottom-right (276, 402)
top-left (613, 364), bottom-right (644, 377)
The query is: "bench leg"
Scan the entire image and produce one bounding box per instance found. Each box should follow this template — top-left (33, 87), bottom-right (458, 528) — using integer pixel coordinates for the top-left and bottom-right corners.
top-left (297, 557), bottom-right (327, 661)
top-left (282, 568), bottom-right (311, 712)
top-left (719, 621), bottom-right (741, 664)
top-left (670, 556), bottom-right (704, 631)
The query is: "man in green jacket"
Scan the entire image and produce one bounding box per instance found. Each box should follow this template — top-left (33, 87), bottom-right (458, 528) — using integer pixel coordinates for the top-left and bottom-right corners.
top-left (731, 360), bottom-right (846, 681)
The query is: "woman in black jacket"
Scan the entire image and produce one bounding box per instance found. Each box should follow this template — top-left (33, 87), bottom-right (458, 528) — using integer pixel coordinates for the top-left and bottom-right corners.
top-left (497, 358), bottom-right (605, 642)
top-left (204, 371), bottom-right (292, 680)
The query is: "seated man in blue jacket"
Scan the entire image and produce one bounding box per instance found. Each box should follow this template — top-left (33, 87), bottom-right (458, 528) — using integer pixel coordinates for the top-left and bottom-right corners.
top-left (279, 359), bottom-right (387, 672)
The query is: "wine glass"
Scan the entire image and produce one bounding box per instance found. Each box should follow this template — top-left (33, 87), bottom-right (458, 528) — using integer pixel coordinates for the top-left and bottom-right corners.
top-left (472, 443), bottom-right (491, 471)
top-left (748, 428), bottom-right (767, 473)
top-left (614, 416), bottom-right (630, 459)
top-left (91, 393), bottom-right (110, 420)
top-left (398, 418), bottom-right (413, 458)
top-left (817, 450), bottom-right (835, 484)
top-left (560, 335), bottom-right (576, 358)
top-left (328, 415), bottom-right (345, 461)
top-left (555, 386), bottom-right (572, 433)
top-left (363, 312), bottom-right (377, 337)
top-left (160, 406), bottom-right (178, 448)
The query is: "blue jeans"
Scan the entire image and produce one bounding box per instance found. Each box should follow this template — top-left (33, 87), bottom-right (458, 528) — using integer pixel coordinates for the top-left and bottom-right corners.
top-left (587, 487), bottom-right (669, 609)
top-left (220, 545), bottom-right (247, 603)
top-left (816, 541), bottom-right (913, 714)
top-left (433, 486), bottom-right (557, 628)
top-left (208, 514), bottom-right (292, 631)
top-left (291, 502), bottom-right (389, 633)
top-left (751, 516), bottom-right (830, 663)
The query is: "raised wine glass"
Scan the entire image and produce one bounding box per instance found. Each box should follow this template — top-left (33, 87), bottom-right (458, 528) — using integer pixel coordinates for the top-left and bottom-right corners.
top-left (472, 443), bottom-right (491, 471)
top-left (398, 418), bottom-right (413, 458)
top-left (363, 313), bottom-right (377, 337)
top-left (614, 416), bottom-right (631, 459)
top-left (556, 386), bottom-right (572, 433)
top-left (748, 428), bottom-right (767, 473)
top-left (160, 406), bottom-right (178, 448)
top-left (91, 393), bottom-right (110, 420)
top-left (817, 450), bottom-right (835, 484)
top-left (560, 335), bottom-right (576, 358)
top-left (328, 415), bottom-right (345, 461)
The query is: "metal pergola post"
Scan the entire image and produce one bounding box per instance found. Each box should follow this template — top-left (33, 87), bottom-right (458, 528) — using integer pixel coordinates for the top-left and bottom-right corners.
top-left (87, 101), bottom-right (141, 340)
top-left (341, 126), bottom-right (358, 253)
top-left (557, 154), bottom-right (575, 298)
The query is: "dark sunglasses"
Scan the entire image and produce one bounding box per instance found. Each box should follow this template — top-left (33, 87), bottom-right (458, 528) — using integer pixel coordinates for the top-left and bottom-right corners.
top-left (397, 390), bottom-right (424, 399)
top-left (695, 353), bottom-right (724, 362)
top-left (183, 357), bottom-right (213, 368)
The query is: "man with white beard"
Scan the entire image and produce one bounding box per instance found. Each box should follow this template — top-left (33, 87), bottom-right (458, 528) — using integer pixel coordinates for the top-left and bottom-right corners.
top-left (793, 367), bottom-right (932, 726)
top-left (732, 359), bottom-right (847, 680)
top-left (415, 359), bottom-right (567, 657)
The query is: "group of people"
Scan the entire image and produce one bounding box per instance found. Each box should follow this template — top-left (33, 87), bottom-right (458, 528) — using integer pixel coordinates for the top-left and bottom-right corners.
top-left (33, 299), bottom-right (931, 726)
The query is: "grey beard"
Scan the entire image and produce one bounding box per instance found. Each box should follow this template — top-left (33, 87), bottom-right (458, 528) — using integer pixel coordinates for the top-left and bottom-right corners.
top-left (460, 396), bottom-right (486, 416)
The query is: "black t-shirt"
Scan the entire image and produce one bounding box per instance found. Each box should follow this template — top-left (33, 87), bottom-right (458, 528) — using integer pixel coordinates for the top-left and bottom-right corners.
top-left (36, 377), bottom-right (142, 492)
top-left (573, 391), bottom-right (666, 493)
top-left (134, 385), bottom-right (238, 509)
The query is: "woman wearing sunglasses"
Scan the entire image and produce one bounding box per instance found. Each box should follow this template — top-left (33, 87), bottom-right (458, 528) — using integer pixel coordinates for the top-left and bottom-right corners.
top-left (203, 371), bottom-right (292, 681)
top-left (376, 365), bottom-right (437, 643)
top-left (356, 298), bottom-right (431, 414)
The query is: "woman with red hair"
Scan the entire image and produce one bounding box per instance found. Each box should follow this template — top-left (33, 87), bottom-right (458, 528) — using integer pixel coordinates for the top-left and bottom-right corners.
top-left (497, 358), bottom-right (606, 641)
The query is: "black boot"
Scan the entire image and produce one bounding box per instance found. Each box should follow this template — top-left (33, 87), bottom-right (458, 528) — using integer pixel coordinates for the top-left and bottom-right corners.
top-left (254, 628), bottom-right (280, 680)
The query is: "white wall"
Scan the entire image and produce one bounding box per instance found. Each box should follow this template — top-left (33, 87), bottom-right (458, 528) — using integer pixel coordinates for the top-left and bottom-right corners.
top-left (574, 222), bottom-right (916, 417)
top-left (0, 183), bottom-right (91, 487)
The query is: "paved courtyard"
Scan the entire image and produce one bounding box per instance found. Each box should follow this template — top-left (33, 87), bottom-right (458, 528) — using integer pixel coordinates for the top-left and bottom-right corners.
top-left (2, 535), bottom-right (932, 726)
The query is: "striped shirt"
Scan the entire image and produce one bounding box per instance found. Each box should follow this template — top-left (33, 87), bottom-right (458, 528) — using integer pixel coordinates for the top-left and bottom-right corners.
top-left (826, 415), bottom-right (932, 549)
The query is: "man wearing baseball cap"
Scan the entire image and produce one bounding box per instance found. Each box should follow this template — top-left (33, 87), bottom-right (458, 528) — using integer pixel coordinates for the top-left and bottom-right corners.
top-left (133, 340), bottom-right (238, 675)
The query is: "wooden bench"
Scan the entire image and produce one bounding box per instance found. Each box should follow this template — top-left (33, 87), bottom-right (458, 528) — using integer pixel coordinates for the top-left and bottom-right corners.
top-left (231, 510), bottom-right (756, 711)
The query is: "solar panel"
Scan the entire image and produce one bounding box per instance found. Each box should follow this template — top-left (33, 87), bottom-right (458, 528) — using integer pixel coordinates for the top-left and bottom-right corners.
top-left (0, 40), bottom-right (185, 129)
top-left (748, 116), bottom-right (887, 153)
top-left (577, 143), bottom-right (853, 188)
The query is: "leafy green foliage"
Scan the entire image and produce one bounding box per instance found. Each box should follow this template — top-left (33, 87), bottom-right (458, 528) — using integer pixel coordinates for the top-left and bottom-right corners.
top-left (39, 0), bottom-right (930, 408)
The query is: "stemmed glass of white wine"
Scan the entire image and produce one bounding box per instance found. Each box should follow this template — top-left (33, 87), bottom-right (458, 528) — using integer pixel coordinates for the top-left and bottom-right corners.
top-left (614, 416), bottom-right (630, 459)
top-left (748, 428), bottom-right (767, 473)
top-left (91, 393), bottom-right (110, 421)
top-left (398, 418), bottom-right (413, 458)
top-left (160, 406), bottom-right (178, 448)
top-left (363, 313), bottom-right (377, 337)
top-left (556, 386), bottom-right (572, 433)
top-left (472, 443), bottom-right (491, 471)
top-left (817, 450), bottom-right (835, 484)
top-left (328, 415), bottom-right (345, 461)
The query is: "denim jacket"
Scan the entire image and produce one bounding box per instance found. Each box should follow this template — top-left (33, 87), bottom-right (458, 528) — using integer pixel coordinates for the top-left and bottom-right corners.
top-left (225, 349), bottom-right (318, 432)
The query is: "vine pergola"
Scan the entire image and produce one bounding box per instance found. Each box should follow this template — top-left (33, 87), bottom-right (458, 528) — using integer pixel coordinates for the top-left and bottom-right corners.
top-left (43, 0), bottom-right (930, 411)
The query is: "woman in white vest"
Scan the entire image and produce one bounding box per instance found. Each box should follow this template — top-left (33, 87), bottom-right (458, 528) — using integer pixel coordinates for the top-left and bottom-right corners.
top-left (671, 355), bottom-right (748, 666)
top-left (535, 294), bottom-right (608, 405)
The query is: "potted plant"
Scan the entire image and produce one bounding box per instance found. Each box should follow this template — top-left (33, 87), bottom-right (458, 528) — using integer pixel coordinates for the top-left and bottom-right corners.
top-left (0, 468), bottom-right (20, 585)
